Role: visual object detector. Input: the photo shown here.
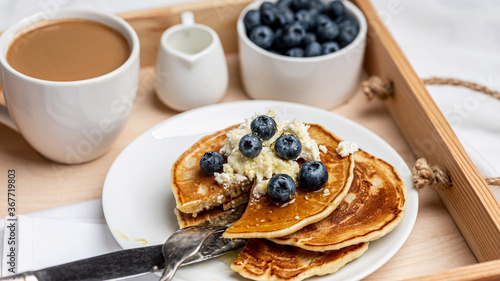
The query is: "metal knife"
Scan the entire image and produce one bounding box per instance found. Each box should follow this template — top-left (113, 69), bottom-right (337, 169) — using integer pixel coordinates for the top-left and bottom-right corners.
top-left (0, 225), bottom-right (246, 281)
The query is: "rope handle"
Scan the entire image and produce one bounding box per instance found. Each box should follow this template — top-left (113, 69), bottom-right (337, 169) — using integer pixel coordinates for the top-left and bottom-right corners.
top-left (362, 76), bottom-right (500, 188)
top-left (362, 76), bottom-right (500, 101)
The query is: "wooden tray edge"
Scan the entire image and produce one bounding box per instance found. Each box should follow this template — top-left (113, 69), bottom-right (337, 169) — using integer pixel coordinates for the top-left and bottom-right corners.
top-left (352, 0), bottom-right (500, 263)
top-left (403, 259), bottom-right (500, 281)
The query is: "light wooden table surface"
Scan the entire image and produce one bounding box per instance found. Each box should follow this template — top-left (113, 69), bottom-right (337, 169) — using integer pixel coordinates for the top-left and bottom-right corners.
top-left (0, 55), bottom-right (477, 280)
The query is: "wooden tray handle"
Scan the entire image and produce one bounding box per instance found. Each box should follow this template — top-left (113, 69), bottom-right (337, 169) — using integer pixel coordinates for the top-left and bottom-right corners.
top-left (352, 0), bottom-right (500, 262)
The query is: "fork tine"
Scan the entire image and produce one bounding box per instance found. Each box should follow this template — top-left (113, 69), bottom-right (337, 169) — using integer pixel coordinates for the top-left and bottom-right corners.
top-left (159, 225), bottom-right (228, 281)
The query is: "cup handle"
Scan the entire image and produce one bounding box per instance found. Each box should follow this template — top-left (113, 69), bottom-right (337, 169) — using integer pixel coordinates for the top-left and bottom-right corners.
top-left (181, 11), bottom-right (195, 26)
top-left (0, 104), bottom-right (18, 132)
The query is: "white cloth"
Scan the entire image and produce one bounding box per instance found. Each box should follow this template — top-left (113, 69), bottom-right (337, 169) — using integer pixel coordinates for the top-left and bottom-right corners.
top-left (0, 0), bottom-right (499, 279)
top-left (0, 200), bottom-right (158, 280)
top-left (371, 0), bottom-right (500, 197)
top-left (0, 0), bottom-right (202, 31)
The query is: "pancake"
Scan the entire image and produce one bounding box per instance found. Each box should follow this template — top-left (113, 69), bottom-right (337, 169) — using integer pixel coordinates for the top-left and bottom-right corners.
top-left (174, 204), bottom-right (247, 228)
top-left (174, 191), bottom-right (249, 228)
top-left (223, 124), bottom-right (355, 239)
top-left (231, 239), bottom-right (368, 281)
top-left (269, 150), bottom-right (406, 251)
top-left (171, 125), bottom-right (253, 215)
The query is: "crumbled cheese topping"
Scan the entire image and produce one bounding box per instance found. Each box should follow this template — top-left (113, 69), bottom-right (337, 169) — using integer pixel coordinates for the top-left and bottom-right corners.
top-left (214, 110), bottom-right (321, 197)
top-left (336, 140), bottom-right (358, 157)
top-left (319, 145), bottom-right (328, 153)
top-left (197, 186), bottom-right (206, 195)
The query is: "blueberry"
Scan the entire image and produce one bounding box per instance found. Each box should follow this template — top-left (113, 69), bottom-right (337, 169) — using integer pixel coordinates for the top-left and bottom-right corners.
top-left (267, 174), bottom-right (296, 203)
top-left (315, 14), bottom-right (332, 30)
top-left (295, 9), bottom-right (315, 31)
top-left (327, 1), bottom-right (346, 22)
top-left (260, 2), bottom-right (278, 26)
top-left (309, 0), bottom-right (325, 14)
top-left (291, 0), bottom-right (310, 11)
top-left (282, 22), bottom-right (306, 48)
top-left (272, 28), bottom-right (288, 53)
top-left (298, 161), bottom-right (328, 191)
top-left (200, 152), bottom-right (224, 175)
top-left (338, 16), bottom-right (360, 32)
top-left (249, 25), bottom-right (275, 49)
top-left (305, 42), bottom-right (321, 57)
top-left (317, 21), bottom-right (339, 42)
top-left (261, 2), bottom-right (276, 11)
top-left (277, 0), bottom-right (293, 8)
top-left (271, 28), bottom-right (288, 52)
top-left (274, 6), bottom-right (295, 29)
top-left (274, 28), bottom-right (284, 38)
top-left (251, 115), bottom-right (277, 140)
top-left (338, 24), bottom-right (358, 47)
top-left (239, 134), bottom-right (262, 158)
top-left (244, 10), bottom-right (261, 32)
top-left (272, 35), bottom-right (288, 53)
top-left (275, 134), bottom-right (302, 160)
top-left (321, 41), bottom-right (340, 55)
top-left (285, 47), bottom-right (304, 57)
top-left (302, 32), bottom-right (317, 45)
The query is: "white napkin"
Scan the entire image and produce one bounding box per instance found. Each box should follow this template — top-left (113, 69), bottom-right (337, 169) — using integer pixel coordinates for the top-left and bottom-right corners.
top-left (0, 200), bottom-right (158, 280)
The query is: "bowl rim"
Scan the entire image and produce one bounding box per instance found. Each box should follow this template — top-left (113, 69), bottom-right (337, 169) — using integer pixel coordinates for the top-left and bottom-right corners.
top-left (237, 0), bottom-right (367, 63)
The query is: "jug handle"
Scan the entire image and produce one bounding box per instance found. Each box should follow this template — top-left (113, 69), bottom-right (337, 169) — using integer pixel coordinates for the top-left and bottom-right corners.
top-left (181, 11), bottom-right (195, 26)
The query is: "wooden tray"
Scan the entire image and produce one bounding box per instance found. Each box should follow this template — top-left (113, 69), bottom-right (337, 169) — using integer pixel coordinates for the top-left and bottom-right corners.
top-left (0, 0), bottom-right (499, 280)
top-left (119, 0), bottom-right (500, 279)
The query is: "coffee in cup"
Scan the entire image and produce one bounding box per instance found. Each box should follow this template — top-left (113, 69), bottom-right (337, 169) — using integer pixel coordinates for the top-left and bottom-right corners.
top-left (7, 18), bottom-right (130, 82)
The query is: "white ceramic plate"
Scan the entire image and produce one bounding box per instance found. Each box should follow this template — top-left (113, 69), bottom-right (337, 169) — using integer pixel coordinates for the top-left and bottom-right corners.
top-left (103, 100), bottom-right (418, 281)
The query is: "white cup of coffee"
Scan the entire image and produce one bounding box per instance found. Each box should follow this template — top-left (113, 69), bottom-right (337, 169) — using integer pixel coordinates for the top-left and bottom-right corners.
top-left (155, 11), bottom-right (228, 112)
top-left (0, 9), bottom-right (140, 164)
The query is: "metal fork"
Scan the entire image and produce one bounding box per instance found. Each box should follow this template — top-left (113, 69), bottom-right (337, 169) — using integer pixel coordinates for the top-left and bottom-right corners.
top-left (159, 225), bottom-right (246, 281)
top-left (0, 225), bottom-right (245, 281)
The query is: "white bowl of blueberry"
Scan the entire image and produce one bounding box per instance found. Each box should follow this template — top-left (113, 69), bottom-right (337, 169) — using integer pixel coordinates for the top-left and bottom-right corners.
top-left (237, 0), bottom-right (367, 109)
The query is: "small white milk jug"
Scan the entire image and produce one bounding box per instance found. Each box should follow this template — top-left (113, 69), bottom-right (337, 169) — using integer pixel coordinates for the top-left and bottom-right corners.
top-left (155, 12), bottom-right (228, 112)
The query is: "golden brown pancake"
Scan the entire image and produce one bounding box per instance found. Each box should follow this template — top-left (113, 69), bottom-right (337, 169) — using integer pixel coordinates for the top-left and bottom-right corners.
top-left (269, 150), bottom-right (406, 251)
top-left (174, 204), bottom-right (247, 228)
top-left (223, 124), bottom-right (355, 239)
top-left (171, 125), bottom-right (253, 215)
top-left (174, 192), bottom-right (249, 228)
top-left (231, 239), bottom-right (368, 281)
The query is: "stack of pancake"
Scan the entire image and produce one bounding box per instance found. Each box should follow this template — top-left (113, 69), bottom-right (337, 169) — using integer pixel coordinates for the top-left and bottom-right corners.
top-left (171, 122), bottom-right (406, 281)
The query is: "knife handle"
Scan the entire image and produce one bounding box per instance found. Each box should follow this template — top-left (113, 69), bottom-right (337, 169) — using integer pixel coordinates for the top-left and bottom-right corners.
top-left (0, 245), bottom-right (164, 281)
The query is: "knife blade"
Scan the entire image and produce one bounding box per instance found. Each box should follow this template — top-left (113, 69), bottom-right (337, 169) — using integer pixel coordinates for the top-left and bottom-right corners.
top-left (0, 226), bottom-right (246, 281)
